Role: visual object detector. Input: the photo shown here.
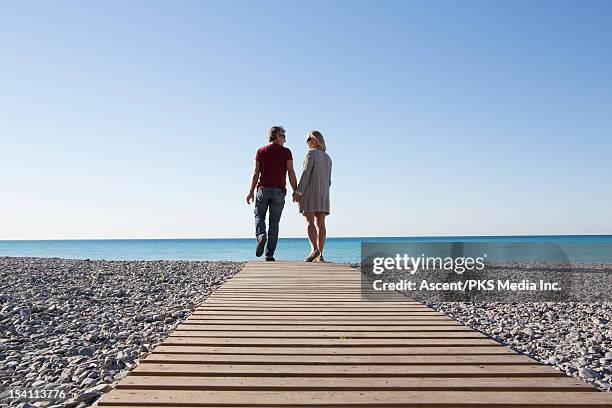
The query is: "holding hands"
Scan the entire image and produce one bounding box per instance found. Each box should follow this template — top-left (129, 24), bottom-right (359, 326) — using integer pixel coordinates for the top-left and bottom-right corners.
top-left (292, 192), bottom-right (301, 203)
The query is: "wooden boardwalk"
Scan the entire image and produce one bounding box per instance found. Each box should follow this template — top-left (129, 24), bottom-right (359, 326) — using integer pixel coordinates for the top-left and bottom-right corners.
top-left (98, 261), bottom-right (612, 407)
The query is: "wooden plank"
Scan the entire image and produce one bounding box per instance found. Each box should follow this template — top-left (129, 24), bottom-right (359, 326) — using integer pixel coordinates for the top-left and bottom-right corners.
top-left (176, 322), bottom-right (470, 334)
top-left (116, 376), bottom-right (594, 391)
top-left (96, 390), bottom-right (612, 406)
top-left (132, 363), bottom-right (566, 377)
top-left (188, 313), bottom-right (449, 318)
top-left (217, 289), bottom-right (363, 292)
top-left (196, 306), bottom-right (437, 311)
top-left (206, 298), bottom-right (411, 301)
top-left (169, 331), bottom-right (486, 339)
top-left (186, 317), bottom-right (448, 323)
top-left (208, 295), bottom-right (377, 299)
top-left (197, 304), bottom-right (434, 308)
top-left (183, 320), bottom-right (462, 326)
top-left (212, 293), bottom-right (367, 296)
top-left (201, 299), bottom-right (421, 303)
top-left (194, 309), bottom-right (437, 312)
top-left (219, 286), bottom-right (368, 289)
top-left (194, 308), bottom-right (440, 313)
top-left (201, 300), bottom-right (421, 303)
top-left (230, 274), bottom-right (359, 277)
top-left (216, 286), bottom-right (365, 289)
top-left (160, 337), bottom-right (500, 347)
top-left (211, 295), bottom-right (385, 299)
top-left (213, 293), bottom-right (368, 296)
top-left (189, 312), bottom-right (445, 317)
top-left (151, 346), bottom-right (518, 355)
top-left (142, 353), bottom-right (537, 365)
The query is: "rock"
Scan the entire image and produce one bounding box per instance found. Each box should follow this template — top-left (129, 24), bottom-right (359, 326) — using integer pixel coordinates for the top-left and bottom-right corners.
top-left (81, 378), bottom-right (97, 387)
top-left (579, 367), bottom-right (602, 379)
top-left (78, 347), bottom-right (94, 357)
top-left (88, 382), bottom-right (112, 393)
top-left (75, 390), bottom-right (101, 403)
top-left (62, 398), bottom-right (79, 408)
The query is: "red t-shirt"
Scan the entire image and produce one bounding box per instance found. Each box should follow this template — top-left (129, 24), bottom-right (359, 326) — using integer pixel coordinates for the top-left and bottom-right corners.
top-left (255, 143), bottom-right (293, 193)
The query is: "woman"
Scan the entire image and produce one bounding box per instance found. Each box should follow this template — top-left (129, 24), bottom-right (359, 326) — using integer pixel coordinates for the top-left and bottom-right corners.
top-left (292, 130), bottom-right (332, 262)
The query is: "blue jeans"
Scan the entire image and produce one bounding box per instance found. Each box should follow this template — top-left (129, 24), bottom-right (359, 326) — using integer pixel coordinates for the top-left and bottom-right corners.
top-left (254, 187), bottom-right (285, 257)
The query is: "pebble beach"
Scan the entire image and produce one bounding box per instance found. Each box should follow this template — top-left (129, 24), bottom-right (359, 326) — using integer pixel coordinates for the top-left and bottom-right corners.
top-left (427, 301), bottom-right (612, 392)
top-left (0, 257), bottom-right (244, 407)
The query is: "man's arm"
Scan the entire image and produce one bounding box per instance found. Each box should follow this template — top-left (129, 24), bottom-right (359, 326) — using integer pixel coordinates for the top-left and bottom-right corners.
top-left (246, 160), bottom-right (260, 204)
top-left (287, 160), bottom-right (298, 192)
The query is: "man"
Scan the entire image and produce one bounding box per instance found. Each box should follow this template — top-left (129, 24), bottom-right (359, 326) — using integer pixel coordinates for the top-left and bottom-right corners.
top-left (246, 126), bottom-right (298, 261)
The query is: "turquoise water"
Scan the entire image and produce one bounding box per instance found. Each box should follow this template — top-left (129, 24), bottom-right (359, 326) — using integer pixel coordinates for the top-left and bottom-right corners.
top-left (1, 235), bottom-right (611, 263)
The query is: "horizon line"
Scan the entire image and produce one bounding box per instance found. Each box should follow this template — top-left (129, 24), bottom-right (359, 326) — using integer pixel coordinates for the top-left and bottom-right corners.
top-left (1, 233), bottom-right (611, 242)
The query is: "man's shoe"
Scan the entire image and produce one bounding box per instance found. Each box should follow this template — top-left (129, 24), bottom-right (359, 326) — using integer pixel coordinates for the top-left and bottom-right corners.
top-left (256, 234), bottom-right (267, 257)
top-left (304, 249), bottom-right (320, 262)
top-left (265, 256), bottom-right (275, 262)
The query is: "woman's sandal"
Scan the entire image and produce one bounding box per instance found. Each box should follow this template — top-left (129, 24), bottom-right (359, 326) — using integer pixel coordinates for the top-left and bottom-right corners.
top-left (313, 254), bottom-right (326, 262)
top-left (305, 249), bottom-right (320, 262)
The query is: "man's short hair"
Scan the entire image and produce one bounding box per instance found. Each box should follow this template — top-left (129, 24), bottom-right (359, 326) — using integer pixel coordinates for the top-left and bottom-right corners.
top-left (268, 126), bottom-right (285, 142)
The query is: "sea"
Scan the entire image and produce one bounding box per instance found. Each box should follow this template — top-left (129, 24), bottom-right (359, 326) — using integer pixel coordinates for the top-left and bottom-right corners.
top-left (1, 235), bottom-right (611, 264)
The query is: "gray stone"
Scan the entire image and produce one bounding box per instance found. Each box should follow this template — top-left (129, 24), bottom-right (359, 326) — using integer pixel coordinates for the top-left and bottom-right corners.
top-left (579, 367), bottom-right (602, 379)
top-left (88, 382), bottom-right (112, 393)
top-left (62, 398), bottom-right (79, 408)
top-left (31, 379), bottom-right (46, 387)
top-left (75, 390), bottom-right (101, 403)
top-left (81, 377), bottom-right (97, 387)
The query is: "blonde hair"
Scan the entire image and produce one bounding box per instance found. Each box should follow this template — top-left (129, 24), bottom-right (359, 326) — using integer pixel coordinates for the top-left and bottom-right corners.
top-left (308, 130), bottom-right (326, 152)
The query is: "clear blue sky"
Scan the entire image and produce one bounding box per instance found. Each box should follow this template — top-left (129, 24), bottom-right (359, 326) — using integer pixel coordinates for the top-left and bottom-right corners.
top-left (1, 0), bottom-right (611, 240)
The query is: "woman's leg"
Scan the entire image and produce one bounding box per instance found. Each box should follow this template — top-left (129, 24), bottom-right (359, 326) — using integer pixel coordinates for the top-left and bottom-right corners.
top-left (314, 212), bottom-right (327, 255)
top-left (304, 213), bottom-right (318, 253)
